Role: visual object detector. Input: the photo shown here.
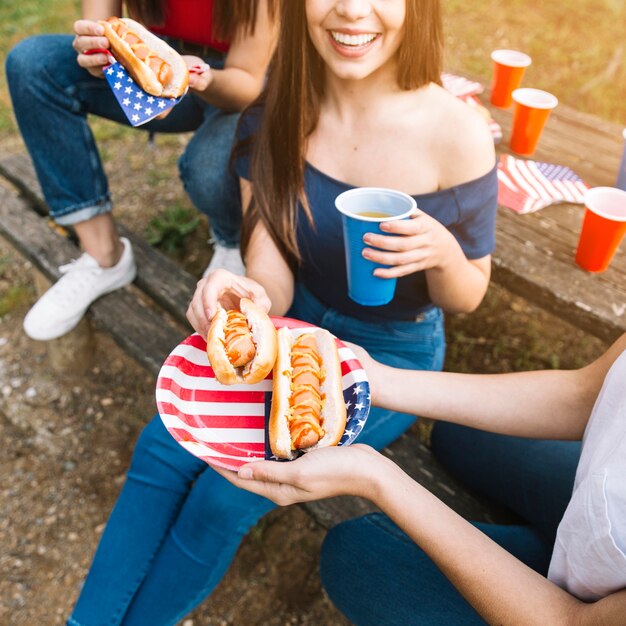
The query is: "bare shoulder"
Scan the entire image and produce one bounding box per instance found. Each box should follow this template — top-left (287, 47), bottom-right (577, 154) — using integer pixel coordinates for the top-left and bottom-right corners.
top-left (426, 84), bottom-right (496, 188)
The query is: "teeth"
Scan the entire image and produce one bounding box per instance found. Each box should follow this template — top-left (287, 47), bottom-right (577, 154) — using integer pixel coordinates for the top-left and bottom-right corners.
top-left (331, 31), bottom-right (377, 47)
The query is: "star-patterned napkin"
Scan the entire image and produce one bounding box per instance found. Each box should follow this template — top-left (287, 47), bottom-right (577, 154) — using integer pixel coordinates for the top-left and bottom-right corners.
top-left (102, 61), bottom-right (184, 127)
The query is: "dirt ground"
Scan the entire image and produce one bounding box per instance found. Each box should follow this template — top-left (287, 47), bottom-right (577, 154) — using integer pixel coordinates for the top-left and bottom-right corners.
top-left (0, 123), bottom-right (609, 626)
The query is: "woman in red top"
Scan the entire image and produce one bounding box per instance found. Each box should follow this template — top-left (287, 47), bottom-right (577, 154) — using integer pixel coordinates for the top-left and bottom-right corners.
top-left (6, 0), bottom-right (277, 342)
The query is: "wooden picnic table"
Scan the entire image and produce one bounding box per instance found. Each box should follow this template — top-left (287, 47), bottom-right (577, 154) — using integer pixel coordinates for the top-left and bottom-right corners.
top-left (486, 101), bottom-right (626, 343)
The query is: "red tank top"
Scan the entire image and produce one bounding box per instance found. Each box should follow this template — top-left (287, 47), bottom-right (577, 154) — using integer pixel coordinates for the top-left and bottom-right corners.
top-left (148, 0), bottom-right (230, 52)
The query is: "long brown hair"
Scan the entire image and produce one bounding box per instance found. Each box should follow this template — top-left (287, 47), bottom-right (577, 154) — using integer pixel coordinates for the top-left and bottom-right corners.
top-left (242, 0), bottom-right (443, 269)
top-left (125, 0), bottom-right (275, 40)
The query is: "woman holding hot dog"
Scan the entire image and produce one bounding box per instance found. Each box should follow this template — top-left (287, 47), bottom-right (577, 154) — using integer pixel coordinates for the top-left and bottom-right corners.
top-left (221, 335), bottom-right (626, 625)
top-left (6, 0), bottom-right (277, 342)
top-left (68, 1), bottom-right (498, 623)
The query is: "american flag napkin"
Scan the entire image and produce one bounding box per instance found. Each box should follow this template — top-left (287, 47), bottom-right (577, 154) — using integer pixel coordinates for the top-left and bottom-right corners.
top-left (441, 73), bottom-right (502, 143)
top-left (497, 154), bottom-right (590, 214)
top-left (102, 61), bottom-right (184, 127)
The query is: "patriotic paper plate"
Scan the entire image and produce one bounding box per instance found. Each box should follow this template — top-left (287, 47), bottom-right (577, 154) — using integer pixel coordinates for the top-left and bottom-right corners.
top-left (156, 317), bottom-right (370, 471)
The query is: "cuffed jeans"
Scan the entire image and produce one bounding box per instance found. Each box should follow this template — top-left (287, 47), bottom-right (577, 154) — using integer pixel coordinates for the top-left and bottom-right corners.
top-left (6, 34), bottom-right (241, 246)
top-left (320, 423), bottom-right (581, 625)
top-left (68, 284), bottom-right (446, 625)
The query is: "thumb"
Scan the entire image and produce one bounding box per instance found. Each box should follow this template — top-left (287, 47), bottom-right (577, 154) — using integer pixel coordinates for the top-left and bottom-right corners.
top-left (238, 461), bottom-right (289, 483)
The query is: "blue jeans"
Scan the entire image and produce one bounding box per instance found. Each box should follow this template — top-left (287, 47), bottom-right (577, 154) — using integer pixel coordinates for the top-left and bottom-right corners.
top-left (5, 34), bottom-right (241, 246)
top-left (68, 284), bottom-right (445, 625)
top-left (320, 423), bottom-right (581, 625)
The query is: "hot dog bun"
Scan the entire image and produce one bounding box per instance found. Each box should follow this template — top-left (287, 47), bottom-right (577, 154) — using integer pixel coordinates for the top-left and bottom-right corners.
top-left (206, 298), bottom-right (277, 386)
top-left (99, 17), bottom-right (188, 98)
top-left (270, 328), bottom-right (347, 460)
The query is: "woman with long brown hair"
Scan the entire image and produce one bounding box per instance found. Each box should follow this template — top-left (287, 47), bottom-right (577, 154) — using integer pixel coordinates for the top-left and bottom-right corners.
top-left (6, 0), bottom-right (277, 342)
top-left (189, 0), bottom-right (497, 402)
top-left (67, 1), bottom-right (497, 623)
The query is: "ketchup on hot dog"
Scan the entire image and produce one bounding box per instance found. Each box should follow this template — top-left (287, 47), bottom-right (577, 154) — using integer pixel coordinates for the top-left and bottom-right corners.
top-left (223, 310), bottom-right (256, 368)
top-left (288, 334), bottom-right (325, 449)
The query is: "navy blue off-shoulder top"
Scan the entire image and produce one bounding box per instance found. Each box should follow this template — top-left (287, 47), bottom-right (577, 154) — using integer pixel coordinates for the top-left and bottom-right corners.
top-left (234, 108), bottom-right (498, 322)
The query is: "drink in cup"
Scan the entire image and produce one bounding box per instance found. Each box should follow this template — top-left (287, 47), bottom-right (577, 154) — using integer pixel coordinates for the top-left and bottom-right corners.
top-left (616, 128), bottom-right (626, 191)
top-left (510, 88), bottom-right (558, 156)
top-left (335, 188), bottom-right (416, 306)
top-left (575, 186), bottom-right (626, 273)
top-left (490, 49), bottom-right (532, 108)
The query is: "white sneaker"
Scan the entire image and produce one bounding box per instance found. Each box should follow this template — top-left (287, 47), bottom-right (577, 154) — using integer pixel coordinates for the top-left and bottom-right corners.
top-left (202, 243), bottom-right (245, 278)
top-left (23, 237), bottom-right (137, 341)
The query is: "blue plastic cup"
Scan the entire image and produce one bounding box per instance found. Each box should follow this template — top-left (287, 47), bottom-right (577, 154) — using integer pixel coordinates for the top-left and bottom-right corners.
top-left (335, 187), bottom-right (417, 306)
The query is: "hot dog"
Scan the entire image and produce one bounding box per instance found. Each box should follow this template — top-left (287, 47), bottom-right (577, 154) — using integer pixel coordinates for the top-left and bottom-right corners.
top-left (270, 328), bottom-right (347, 459)
top-left (99, 17), bottom-right (189, 98)
top-left (206, 298), bottom-right (277, 385)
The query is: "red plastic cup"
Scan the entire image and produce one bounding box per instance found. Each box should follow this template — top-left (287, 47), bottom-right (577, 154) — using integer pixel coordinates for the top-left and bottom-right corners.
top-left (490, 50), bottom-right (532, 108)
top-left (575, 187), bottom-right (626, 272)
top-left (509, 88), bottom-right (558, 156)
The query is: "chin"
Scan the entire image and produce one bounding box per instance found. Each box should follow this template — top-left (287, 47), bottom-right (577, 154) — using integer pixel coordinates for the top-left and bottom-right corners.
top-left (328, 61), bottom-right (377, 82)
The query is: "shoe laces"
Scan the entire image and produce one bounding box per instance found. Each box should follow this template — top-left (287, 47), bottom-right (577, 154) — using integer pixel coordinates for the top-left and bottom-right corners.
top-left (59, 253), bottom-right (102, 276)
top-left (47, 254), bottom-right (103, 302)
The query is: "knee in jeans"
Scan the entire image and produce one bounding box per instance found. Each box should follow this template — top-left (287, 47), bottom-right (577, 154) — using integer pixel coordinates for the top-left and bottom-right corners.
top-left (177, 150), bottom-right (194, 195)
top-left (6, 37), bottom-right (49, 90)
top-left (178, 143), bottom-right (223, 193)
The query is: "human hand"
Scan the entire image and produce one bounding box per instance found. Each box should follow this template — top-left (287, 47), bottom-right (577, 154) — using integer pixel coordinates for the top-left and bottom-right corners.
top-left (183, 55), bottom-right (214, 93)
top-left (73, 20), bottom-right (111, 78)
top-left (186, 268), bottom-right (272, 339)
top-left (212, 444), bottom-right (384, 506)
top-left (362, 210), bottom-right (458, 278)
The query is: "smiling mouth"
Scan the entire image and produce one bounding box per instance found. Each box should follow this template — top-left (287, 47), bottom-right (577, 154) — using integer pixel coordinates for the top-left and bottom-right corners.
top-left (330, 31), bottom-right (379, 47)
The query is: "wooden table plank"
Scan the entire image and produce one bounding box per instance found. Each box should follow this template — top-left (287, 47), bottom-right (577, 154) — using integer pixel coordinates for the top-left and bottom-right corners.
top-left (484, 99), bottom-right (626, 341)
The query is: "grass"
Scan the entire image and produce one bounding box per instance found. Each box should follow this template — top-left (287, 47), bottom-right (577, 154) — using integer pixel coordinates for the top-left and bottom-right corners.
top-left (0, 0), bottom-right (80, 135)
top-left (145, 203), bottom-right (200, 253)
top-left (443, 0), bottom-right (626, 124)
top-left (0, 285), bottom-right (32, 317)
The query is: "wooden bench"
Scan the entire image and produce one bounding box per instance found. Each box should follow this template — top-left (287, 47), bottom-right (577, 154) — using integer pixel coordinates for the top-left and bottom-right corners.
top-left (0, 97), bottom-right (624, 530)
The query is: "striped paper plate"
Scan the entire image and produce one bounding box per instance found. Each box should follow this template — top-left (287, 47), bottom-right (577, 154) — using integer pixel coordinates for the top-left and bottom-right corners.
top-left (156, 317), bottom-right (370, 471)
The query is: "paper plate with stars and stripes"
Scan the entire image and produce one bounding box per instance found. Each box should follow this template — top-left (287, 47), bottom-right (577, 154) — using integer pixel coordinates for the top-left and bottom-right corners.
top-left (156, 317), bottom-right (370, 471)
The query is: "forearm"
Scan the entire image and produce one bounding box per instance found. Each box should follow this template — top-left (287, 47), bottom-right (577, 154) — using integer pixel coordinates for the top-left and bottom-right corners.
top-left (246, 268), bottom-right (293, 317)
top-left (425, 245), bottom-right (489, 313)
top-left (374, 366), bottom-right (592, 439)
top-left (195, 0), bottom-right (275, 112)
top-left (193, 67), bottom-right (264, 112)
top-left (82, 0), bottom-right (121, 21)
top-left (370, 463), bottom-right (583, 626)
top-left (244, 218), bottom-right (294, 317)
